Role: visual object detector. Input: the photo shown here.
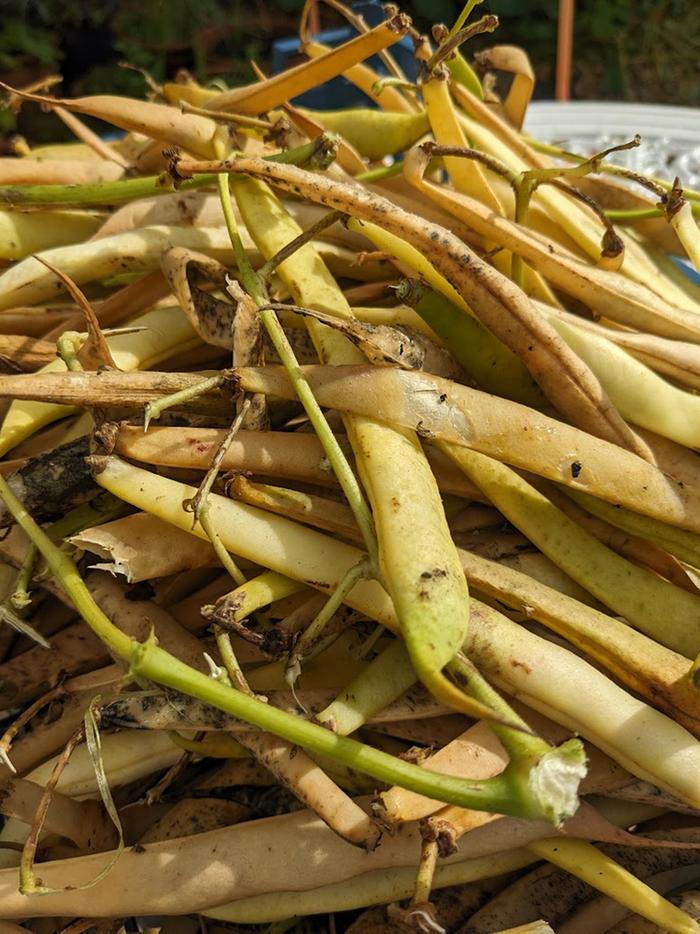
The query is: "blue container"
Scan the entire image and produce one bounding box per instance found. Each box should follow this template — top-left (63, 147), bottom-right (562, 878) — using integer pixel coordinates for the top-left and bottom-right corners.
top-left (672, 255), bottom-right (700, 285)
top-left (271, 0), bottom-right (417, 110)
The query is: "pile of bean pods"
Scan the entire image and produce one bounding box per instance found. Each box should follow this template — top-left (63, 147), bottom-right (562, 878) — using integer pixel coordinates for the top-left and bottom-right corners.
top-left (0, 2), bottom-right (699, 931)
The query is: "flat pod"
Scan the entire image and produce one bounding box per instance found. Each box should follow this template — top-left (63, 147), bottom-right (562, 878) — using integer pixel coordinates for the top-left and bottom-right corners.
top-left (235, 364), bottom-right (700, 534)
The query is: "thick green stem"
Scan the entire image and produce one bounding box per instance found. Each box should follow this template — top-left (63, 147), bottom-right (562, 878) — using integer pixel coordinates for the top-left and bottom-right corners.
top-left (0, 135), bottom-right (341, 209)
top-left (0, 174), bottom-right (215, 208)
top-left (0, 473), bottom-right (575, 820)
top-left (446, 651), bottom-right (576, 819)
top-left (135, 638), bottom-right (533, 814)
top-left (0, 475), bottom-right (132, 660)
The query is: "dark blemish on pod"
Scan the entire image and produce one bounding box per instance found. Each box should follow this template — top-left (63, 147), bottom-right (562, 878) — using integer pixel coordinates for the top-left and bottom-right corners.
top-left (125, 581), bottom-right (156, 602)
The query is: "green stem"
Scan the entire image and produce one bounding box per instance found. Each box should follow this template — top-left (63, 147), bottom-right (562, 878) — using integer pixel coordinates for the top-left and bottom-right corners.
top-left (448, 0), bottom-right (482, 38)
top-left (606, 204), bottom-right (700, 220)
top-left (448, 653), bottom-right (545, 765)
top-left (10, 545), bottom-right (36, 611)
top-left (605, 207), bottom-right (664, 221)
top-left (218, 175), bottom-right (379, 573)
top-left (137, 638), bottom-right (534, 814)
top-left (217, 173), bottom-right (261, 300)
top-left (371, 77), bottom-right (418, 96)
top-left (426, 15), bottom-right (498, 73)
top-left (0, 136), bottom-right (339, 209)
top-left (257, 210), bottom-right (345, 287)
top-left (0, 173), bottom-right (213, 207)
top-left (214, 625), bottom-right (252, 693)
top-left (56, 333), bottom-right (84, 372)
top-left (198, 505), bottom-right (247, 587)
top-left (143, 374), bottom-right (225, 431)
top-left (354, 621), bottom-right (385, 660)
top-left (0, 472), bottom-right (568, 820)
top-left (258, 306), bottom-right (379, 575)
top-left (0, 475), bottom-right (132, 659)
top-left (354, 161), bottom-right (405, 183)
top-left (287, 557), bottom-right (369, 686)
top-left (528, 136), bottom-right (700, 202)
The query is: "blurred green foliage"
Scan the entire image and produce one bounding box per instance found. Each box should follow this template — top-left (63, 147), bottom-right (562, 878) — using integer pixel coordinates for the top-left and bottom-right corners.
top-left (0, 0), bottom-right (696, 134)
top-left (477, 0), bottom-right (700, 105)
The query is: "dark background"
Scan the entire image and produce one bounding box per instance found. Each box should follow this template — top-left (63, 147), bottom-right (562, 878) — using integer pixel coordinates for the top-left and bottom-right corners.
top-left (0, 0), bottom-right (698, 140)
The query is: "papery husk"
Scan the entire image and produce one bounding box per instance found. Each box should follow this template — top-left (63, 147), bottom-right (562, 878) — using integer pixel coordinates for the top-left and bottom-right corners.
top-left (71, 512), bottom-right (218, 582)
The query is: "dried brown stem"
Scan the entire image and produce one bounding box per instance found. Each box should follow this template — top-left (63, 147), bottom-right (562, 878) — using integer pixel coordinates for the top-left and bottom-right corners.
top-left (20, 725), bottom-right (84, 894)
top-left (0, 683), bottom-right (67, 772)
top-left (0, 369), bottom-right (233, 413)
